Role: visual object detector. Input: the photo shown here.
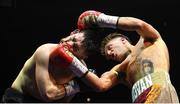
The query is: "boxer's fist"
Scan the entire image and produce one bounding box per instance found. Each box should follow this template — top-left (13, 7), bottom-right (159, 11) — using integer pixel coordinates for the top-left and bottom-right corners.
top-left (50, 43), bottom-right (88, 77)
top-left (77, 10), bottom-right (101, 30)
top-left (77, 10), bottom-right (119, 30)
top-left (50, 43), bottom-right (73, 68)
top-left (64, 80), bottom-right (80, 96)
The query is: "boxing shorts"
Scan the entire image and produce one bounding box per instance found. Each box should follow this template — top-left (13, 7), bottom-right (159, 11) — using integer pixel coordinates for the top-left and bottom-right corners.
top-left (132, 71), bottom-right (179, 103)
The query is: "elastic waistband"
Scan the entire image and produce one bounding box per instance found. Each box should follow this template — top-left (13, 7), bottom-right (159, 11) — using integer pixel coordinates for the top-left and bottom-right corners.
top-left (132, 71), bottom-right (171, 102)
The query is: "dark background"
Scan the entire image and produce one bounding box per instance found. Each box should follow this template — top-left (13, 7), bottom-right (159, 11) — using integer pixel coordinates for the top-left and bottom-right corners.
top-left (1, 0), bottom-right (180, 102)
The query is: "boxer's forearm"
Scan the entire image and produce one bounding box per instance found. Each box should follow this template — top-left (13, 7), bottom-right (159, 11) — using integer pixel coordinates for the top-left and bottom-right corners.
top-left (81, 71), bottom-right (117, 92)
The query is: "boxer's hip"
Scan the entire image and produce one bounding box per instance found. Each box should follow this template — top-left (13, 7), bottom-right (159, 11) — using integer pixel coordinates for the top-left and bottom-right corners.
top-left (132, 71), bottom-right (178, 103)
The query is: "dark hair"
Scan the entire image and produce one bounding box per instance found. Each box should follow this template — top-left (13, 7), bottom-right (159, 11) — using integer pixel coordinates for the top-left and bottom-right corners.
top-left (81, 29), bottom-right (104, 57)
top-left (100, 32), bottom-right (131, 56)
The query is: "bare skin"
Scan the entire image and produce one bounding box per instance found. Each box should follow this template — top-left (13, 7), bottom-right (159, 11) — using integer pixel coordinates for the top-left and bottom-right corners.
top-left (11, 32), bottom-right (87, 102)
top-left (80, 17), bottom-right (174, 97)
top-left (11, 44), bottom-right (75, 102)
top-left (113, 17), bottom-right (169, 86)
top-left (71, 15), bottom-right (180, 102)
top-left (126, 37), bottom-right (169, 86)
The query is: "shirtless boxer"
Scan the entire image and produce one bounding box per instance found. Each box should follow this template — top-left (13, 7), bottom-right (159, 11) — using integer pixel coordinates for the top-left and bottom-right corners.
top-left (1, 29), bottom-right (100, 103)
top-left (67, 10), bottom-right (179, 103)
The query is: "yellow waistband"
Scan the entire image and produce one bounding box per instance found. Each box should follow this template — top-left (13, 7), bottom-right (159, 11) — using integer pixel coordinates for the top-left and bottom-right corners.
top-left (132, 71), bottom-right (171, 102)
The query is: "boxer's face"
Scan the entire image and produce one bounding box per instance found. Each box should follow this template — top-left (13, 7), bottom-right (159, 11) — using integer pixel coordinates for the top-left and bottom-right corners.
top-left (104, 37), bottom-right (128, 62)
top-left (61, 32), bottom-right (87, 59)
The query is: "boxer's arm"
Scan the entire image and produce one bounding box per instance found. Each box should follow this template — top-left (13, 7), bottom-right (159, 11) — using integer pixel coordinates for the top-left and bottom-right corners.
top-left (34, 45), bottom-right (80, 102)
top-left (34, 47), bottom-right (66, 102)
top-left (50, 43), bottom-right (124, 92)
top-left (77, 10), bottom-right (118, 30)
top-left (53, 47), bottom-right (117, 92)
top-left (80, 59), bottom-right (87, 67)
top-left (80, 55), bottom-right (131, 92)
top-left (49, 43), bottom-right (89, 78)
top-left (80, 70), bottom-right (119, 92)
top-left (78, 10), bottom-right (160, 41)
top-left (117, 17), bottom-right (161, 41)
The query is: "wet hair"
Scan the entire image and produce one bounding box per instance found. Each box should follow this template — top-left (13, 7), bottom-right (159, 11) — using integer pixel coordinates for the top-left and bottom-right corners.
top-left (81, 29), bottom-right (104, 57)
top-left (100, 32), bottom-right (131, 56)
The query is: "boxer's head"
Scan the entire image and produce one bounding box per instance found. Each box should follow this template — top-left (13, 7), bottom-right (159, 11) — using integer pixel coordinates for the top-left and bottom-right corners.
top-left (61, 29), bottom-right (102, 59)
top-left (100, 32), bottom-right (132, 62)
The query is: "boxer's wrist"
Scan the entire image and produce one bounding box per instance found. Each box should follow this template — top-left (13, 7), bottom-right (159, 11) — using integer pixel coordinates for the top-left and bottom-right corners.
top-left (64, 80), bottom-right (80, 96)
top-left (97, 13), bottom-right (119, 29)
top-left (68, 56), bottom-right (88, 78)
top-left (80, 71), bottom-right (89, 79)
top-left (112, 70), bottom-right (120, 79)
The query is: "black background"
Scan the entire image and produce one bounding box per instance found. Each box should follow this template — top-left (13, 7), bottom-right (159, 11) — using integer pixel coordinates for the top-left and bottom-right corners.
top-left (1, 0), bottom-right (180, 102)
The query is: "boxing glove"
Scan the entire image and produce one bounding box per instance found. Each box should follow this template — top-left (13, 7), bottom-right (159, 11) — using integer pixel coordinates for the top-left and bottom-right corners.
top-left (64, 80), bottom-right (80, 96)
top-left (77, 10), bottom-right (119, 30)
top-left (50, 43), bottom-right (88, 78)
top-left (74, 68), bottom-right (97, 93)
top-left (64, 68), bottom-right (96, 97)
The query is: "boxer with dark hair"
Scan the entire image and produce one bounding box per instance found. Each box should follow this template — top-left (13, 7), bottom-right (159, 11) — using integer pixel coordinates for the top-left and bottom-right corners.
top-left (69, 10), bottom-right (179, 103)
top-left (1, 29), bottom-right (101, 103)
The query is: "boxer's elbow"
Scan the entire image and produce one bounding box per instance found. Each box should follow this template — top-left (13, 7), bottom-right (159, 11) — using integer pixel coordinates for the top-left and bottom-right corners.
top-left (41, 87), bottom-right (64, 102)
top-left (40, 91), bottom-right (54, 102)
top-left (45, 90), bottom-right (57, 102)
top-left (94, 81), bottom-right (110, 92)
top-left (95, 86), bottom-right (108, 92)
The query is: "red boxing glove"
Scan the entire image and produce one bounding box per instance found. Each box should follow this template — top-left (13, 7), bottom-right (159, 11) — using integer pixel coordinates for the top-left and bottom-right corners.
top-left (77, 10), bottom-right (101, 30)
top-left (77, 10), bottom-right (119, 30)
top-left (50, 43), bottom-right (73, 68)
top-left (50, 43), bottom-right (89, 77)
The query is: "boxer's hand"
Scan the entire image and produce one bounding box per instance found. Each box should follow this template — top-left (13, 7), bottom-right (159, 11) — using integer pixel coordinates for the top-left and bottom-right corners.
top-left (77, 10), bottom-right (101, 30)
top-left (64, 80), bottom-right (80, 96)
top-left (77, 10), bottom-right (119, 30)
top-left (50, 43), bottom-right (88, 77)
top-left (75, 68), bottom-right (97, 92)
